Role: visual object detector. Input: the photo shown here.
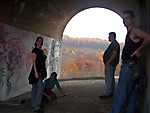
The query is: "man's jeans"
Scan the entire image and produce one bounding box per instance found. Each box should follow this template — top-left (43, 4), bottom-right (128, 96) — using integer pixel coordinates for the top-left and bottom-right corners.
top-left (110, 63), bottom-right (137, 113)
top-left (31, 79), bottom-right (43, 111)
top-left (105, 64), bottom-right (116, 95)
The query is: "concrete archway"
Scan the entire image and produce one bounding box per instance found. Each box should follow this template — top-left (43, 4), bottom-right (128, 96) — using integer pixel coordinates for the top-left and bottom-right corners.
top-left (60, 7), bottom-right (126, 79)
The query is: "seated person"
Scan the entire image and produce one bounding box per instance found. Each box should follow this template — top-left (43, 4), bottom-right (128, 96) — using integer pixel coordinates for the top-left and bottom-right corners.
top-left (42, 72), bottom-right (65, 104)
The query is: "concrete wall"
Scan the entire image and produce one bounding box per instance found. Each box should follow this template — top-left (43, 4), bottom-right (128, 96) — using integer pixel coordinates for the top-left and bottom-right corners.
top-left (0, 23), bottom-right (61, 101)
top-left (139, 1), bottom-right (150, 112)
top-left (139, 0), bottom-right (150, 31)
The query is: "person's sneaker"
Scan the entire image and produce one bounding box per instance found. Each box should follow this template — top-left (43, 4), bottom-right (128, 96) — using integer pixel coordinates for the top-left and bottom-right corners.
top-left (99, 94), bottom-right (113, 99)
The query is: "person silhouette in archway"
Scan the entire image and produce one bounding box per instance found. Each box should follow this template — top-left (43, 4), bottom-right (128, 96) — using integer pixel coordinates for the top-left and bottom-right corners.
top-left (100, 32), bottom-right (120, 99)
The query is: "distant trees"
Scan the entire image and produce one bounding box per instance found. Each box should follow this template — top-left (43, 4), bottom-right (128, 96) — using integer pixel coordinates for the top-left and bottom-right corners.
top-left (60, 35), bottom-right (121, 79)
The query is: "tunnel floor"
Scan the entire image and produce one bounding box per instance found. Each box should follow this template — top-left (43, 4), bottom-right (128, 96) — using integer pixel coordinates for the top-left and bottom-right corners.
top-left (0, 79), bottom-right (113, 113)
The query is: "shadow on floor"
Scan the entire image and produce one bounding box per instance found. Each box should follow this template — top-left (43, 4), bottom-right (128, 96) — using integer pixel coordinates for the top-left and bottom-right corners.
top-left (0, 79), bottom-right (113, 113)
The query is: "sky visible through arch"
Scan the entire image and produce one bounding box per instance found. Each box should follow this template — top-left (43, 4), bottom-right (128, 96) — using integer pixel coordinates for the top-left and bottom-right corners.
top-left (63, 8), bottom-right (127, 43)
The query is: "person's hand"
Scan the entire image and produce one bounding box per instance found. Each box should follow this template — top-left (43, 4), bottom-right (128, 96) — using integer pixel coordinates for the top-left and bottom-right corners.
top-left (43, 48), bottom-right (48, 56)
top-left (131, 50), bottom-right (140, 58)
top-left (106, 62), bottom-right (110, 66)
top-left (35, 72), bottom-right (39, 79)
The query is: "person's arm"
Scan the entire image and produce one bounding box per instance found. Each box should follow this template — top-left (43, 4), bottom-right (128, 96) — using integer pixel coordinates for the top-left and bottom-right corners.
top-left (55, 80), bottom-right (65, 96)
top-left (107, 50), bottom-right (117, 65)
top-left (132, 28), bottom-right (150, 57)
top-left (107, 43), bottom-right (119, 65)
top-left (32, 53), bottom-right (38, 78)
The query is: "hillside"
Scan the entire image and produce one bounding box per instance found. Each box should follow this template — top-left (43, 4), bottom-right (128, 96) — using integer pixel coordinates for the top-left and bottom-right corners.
top-left (60, 35), bottom-right (123, 79)
top-left (62, 35), bottom-right (110, 50)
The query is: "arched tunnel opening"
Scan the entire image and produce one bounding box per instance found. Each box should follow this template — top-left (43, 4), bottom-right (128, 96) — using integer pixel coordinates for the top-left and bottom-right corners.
top-left (0, 1), bottom-right (150, 113)
top-left (61, 7), bottom-right (127, 80)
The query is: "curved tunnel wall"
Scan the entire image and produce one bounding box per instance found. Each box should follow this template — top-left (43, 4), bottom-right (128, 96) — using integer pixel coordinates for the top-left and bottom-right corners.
top-left (0, 0), bottom-right (141, 39)
top-left (0, 1), bottom-right (150, 106)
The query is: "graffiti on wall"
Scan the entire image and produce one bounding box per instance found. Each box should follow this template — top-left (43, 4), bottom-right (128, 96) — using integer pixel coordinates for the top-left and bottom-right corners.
top-left (0, 24), bottom-right (28, 99)
top-left (0, 23), bottom-right (60, 100)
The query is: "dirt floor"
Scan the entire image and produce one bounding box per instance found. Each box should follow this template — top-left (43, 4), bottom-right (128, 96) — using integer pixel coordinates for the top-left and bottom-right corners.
top-left (0, 79), bottom-right (113, 113)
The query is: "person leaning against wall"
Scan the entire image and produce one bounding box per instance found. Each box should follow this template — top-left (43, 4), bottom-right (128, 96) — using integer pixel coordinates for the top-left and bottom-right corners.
top-left (28, 36), bottom-right (47, 113)
top-left (109, 10), bottom-right (150, 113)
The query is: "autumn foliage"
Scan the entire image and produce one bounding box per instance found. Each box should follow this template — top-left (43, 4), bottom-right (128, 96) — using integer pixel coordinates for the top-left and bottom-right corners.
top-left (60, 36), bottom-right (121, 79)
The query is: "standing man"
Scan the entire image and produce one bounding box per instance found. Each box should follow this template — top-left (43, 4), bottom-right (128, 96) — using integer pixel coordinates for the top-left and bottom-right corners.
top-left (100, 32), bottom-right (120, 98)
top-left (110, 10), bottom-right (150, 113)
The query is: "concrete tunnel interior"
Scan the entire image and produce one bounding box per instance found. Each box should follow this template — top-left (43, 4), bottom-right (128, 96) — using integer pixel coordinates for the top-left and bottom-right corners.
top-left (0, 0), bottom-right (150, 113)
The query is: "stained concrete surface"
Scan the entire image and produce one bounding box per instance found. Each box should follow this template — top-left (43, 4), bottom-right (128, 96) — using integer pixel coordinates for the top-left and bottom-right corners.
top-left (0, 79), bottom-right (113, 113)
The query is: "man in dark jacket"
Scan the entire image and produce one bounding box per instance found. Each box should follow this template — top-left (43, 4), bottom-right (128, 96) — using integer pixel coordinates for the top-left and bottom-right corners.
top-left (100, 32), bottom-right (120, 98)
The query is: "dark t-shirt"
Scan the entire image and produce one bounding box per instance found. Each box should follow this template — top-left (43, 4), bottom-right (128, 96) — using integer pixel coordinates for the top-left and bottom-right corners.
top-left (30, 48), bottom-right (47, 79)
top-left (103, 40), bottom-right (120, 66)
top-left (122, 32), bottom-right (143, 63)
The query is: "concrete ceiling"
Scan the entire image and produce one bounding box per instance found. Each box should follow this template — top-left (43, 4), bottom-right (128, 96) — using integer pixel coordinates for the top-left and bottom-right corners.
top-left (0, 0), bottom-right (142, 39)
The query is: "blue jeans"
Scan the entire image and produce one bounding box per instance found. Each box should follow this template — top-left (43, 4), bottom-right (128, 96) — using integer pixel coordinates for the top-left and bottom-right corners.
top-left (110, 63), bottom-right (137, 113)
top-left (31, 79), bottom-right (43, 111)
top-left (105, 64), bottom-right (116, 95)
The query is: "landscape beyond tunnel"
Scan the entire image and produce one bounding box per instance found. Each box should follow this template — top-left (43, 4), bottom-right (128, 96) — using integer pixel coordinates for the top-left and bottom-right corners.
top-left (60, 8), bottom-right (127, 80)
